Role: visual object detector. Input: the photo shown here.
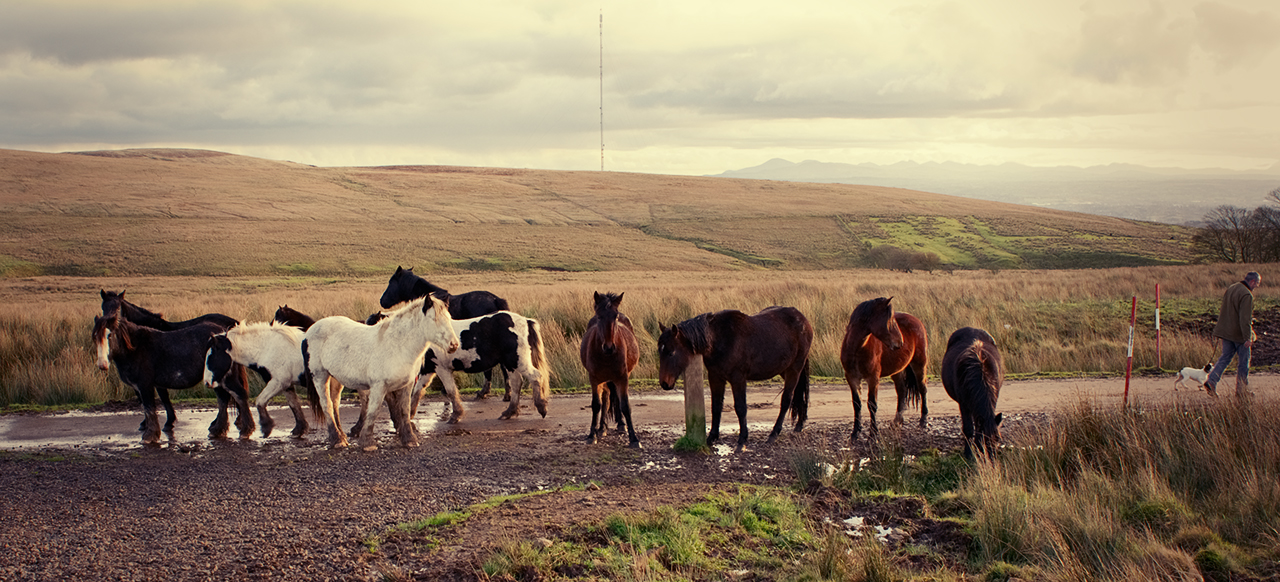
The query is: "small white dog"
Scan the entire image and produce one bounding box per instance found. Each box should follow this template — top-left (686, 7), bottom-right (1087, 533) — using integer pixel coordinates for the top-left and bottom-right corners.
top-left (1173, 363), bottom-right (1213, 391)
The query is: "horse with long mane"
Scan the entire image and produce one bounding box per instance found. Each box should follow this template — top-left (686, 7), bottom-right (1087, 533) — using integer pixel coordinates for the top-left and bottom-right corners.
top-left (92, 311), bottom-right (249, 444)
top-left (839, 296), bottom-right (929, 442)
top-left (204, 321), bottom-right (319, 439)
top-left (581, 292), bottom-right (642, 447)
top-left (379, 266), bottom-right (511, 399)
top-left (301, 295), bottom-right (459, 451)
top-left (657, 306), bottom-right (812, 451)
top-left (940, 327), bottom-right (1003, 460)
top-left (98, 290), bottom-right (253, 439)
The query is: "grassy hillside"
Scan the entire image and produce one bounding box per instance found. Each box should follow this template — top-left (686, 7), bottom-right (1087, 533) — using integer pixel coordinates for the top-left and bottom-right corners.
top-left (0, 148), bottom-right (1194, 277)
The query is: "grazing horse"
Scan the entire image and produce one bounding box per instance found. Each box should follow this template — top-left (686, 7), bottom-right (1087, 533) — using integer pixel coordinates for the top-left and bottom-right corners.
top-left (302, 295), bottom-right (459, 451)
top-left (657, 306), bottom-right (813, 451)
top-left (839, 296), bottom-right (929, 443)
top-left (379, 266), bottom-right (511, 399)
top-left (940, 327), bottom-right (1003, 460)
top-left (92, 312), bottom-right (247, 445)
top-left (272, 305), bottom-right (316, 330)
top-left (203, 321), bottom-right (318, 438)
top-left (581, 292), bottom-right (642, 447)
top-left (98, 290), bottom-right (253, 439)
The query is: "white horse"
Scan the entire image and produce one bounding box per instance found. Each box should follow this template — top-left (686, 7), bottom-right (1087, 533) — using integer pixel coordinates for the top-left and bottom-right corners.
top-left (349, 311), bottom-right (551, 434)
top-left (302, 295), bottom-right (458, 450)
top-left (204, 321), bottom-right (317, 439)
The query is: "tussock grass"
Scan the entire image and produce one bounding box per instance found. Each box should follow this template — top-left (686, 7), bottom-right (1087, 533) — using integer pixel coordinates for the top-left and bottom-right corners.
top-left (1, 263), bottom-right (1267, 406)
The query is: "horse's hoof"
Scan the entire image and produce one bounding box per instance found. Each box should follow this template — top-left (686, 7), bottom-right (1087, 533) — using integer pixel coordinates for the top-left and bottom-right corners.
top-left (629, 441), bottom-right (643, 449)
top-left (586, 434), bottom-right (598, 444)
top-left (502, 395), bottom-right (511, 402)
top-left (362, 445), bottom-right (378, 452)
top-left (331, 441), bottom-right (348, 449)
top-left (499, 410), bottom-right (518, 420)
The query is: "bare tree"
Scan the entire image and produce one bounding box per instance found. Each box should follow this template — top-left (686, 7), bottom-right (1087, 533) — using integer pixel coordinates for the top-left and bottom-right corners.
top-left (1193, 205), bottom-right (1252, 262)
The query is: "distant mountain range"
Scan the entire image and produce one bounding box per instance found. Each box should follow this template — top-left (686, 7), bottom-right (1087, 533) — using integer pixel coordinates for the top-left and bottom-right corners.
top-left (711, 159), bottom-right (1280, 225)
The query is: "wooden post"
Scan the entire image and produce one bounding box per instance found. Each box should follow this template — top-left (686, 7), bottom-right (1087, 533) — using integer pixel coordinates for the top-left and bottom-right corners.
top-left (1124, 295), bottom-right (1137, 408)
top-left (677, 354), bottom-right (707, 450)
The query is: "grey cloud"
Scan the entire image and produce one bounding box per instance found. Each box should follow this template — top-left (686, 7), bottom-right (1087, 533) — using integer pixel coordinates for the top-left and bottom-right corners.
top-left (1071, 3), bottom-right (1196, 85)
top-left (1194, 1), bottom-right (1280, 68)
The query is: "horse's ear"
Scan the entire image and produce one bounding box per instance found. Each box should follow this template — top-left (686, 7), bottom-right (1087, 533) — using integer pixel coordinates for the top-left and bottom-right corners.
top-left (616, 292), bottom-right (624, 303)
top-left (593, 291), bottom-right (602, 303)
top-left (100, 289), bottom-right (107, 299)
top-left (994, 412), bottom-right (1003, 426)
top-left (659, 323), bottom-right (668, 334)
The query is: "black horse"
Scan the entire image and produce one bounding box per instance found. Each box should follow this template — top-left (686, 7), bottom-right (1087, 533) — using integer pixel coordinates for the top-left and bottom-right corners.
top-left (272, 304), bottom-right (317, 330)
top-left (99, 290), bottom-right (253, 439)
top-left (93, 311), bottom-right (251, 444)
top-left (379, 266), bottom-right (511, 398)
top-left (940, 327), bottom-right (1004, 460)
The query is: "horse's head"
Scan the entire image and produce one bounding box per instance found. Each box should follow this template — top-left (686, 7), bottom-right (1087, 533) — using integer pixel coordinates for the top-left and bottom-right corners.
top-left (100, 289), bottom-right (125, 318)
top-left (91, 314), bottom-right (117, 370)
top-left (422, 295), bottom-right (460, 353)
top-left (856, 296), bottom-right (903, 350)
top-left (203, 334), bottom-right (234, 389)
top-left (380, 266), bottom-right (414, 309)
top-left (657, 322), bottom-right (694, 391)
top-left (975, 412), bottom-right (1003, 457)
top-left (592, 291), bottom-right (625, 354)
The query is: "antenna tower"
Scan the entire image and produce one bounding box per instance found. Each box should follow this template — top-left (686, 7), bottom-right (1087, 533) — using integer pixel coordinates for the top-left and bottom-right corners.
top-left (599, 11), bottom-right (604, 171)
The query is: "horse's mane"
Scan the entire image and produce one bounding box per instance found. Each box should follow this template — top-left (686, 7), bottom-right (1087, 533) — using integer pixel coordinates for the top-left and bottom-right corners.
top-left (594, 292), bottom-right (624, 313)
top-left (675, 313), bottom-right (713, 354)
top-left (850, 297), bottom-right (891, 322)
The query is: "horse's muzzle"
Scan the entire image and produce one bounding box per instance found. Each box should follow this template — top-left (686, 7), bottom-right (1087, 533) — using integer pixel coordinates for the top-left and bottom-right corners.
top-left (96, 361), bottom-right (110, 371)
top-left (660, 380), bottom-right (675, 391)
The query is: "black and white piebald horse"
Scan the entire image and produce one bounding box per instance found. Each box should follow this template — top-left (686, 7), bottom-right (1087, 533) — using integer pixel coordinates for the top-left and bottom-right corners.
top-left (204, 321), bottom-right (319, 439)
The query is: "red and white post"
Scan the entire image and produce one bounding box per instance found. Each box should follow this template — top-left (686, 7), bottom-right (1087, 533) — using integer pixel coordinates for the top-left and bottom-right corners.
top-left (1124, 295), bottom-right (1137, 408)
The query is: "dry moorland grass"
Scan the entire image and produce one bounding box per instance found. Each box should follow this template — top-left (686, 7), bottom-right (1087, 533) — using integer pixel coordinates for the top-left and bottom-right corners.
top-left (0, 148), bottom-right (1193, 277)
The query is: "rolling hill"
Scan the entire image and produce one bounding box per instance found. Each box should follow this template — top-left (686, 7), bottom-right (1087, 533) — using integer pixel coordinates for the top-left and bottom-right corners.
top-left (0, 148), bottom-right (1195, 277)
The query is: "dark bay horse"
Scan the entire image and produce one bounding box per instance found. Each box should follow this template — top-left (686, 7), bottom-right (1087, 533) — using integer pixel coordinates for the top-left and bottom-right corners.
top-left (93, 311), bottom-right (248, 444)
top-left (839, 296), bottom-right (928, 443)
top-left (658, 306), bottom-right (812, 451)
top-left (581, 292), bottom-right (642, 447)
top-left (99, 290), bottom-right (253, 439)
top-left (379, 266), bottom-right (511, 399)
top-left (273, 305), bottom-right (316, 330)
top-left (941, 327), bottom-right (1003, 460)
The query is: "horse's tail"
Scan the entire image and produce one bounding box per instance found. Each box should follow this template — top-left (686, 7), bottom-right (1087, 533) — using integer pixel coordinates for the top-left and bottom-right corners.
top-left (790, 358), bottom-right (810, 423)
top-left (300, 339), bottom-right (322, 423)
top-left (904, 364), bottom-right (925, 409)
top-left (494, 296), bottom-right (511, 312)
top-left (527, 319), bottom-right (551, 412)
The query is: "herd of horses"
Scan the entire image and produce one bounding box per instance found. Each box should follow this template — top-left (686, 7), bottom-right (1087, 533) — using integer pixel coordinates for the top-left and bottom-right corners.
top-left (91, 267), bottom-right (1005, 458)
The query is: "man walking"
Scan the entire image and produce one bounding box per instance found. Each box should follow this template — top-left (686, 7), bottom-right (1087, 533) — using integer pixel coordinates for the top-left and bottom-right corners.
top-left (1204, 271), bottom-right (1261, 397)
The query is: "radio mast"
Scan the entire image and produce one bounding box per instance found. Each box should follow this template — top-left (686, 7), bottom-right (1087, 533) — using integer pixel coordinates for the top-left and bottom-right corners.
top-left (599, 10), bottom-right (604, 171)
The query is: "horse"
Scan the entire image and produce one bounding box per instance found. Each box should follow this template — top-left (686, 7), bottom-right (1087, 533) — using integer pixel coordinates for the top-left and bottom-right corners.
top-left (940, 327), bottom-right (1003, 460)
top-left (301, 295), bottom-right (459, 450)
top-left (657, 306), bottom-right (813, 451)
top-left (839, 296), bottom-right (929, 443)
top-left (379, 266), bottom-right (511, 399)
top-left (581, 292), bottom-right (641, 447)
top-left (272, 305), bottom-right (316, 330)
top-left (203, 321), bottom-right (319, 439)
top-left (92, 311), bottom-right (251, 445)
top-left (98, 290), bottom-right (253, 439)
top-left (348, 309), bottom-right (552, 436)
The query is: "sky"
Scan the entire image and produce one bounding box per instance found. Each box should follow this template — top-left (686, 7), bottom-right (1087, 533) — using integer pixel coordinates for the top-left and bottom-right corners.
top-left (1, 0), bottom-right (1278, 175)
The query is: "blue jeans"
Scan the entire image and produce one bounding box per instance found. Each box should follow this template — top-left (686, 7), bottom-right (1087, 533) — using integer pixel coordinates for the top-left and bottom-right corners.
top-left (1207, 338), bottom-right (1251, 386)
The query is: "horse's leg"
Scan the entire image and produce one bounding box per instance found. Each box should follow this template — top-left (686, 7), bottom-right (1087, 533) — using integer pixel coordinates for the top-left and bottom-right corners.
top-left (282, 387), bottom-right (309, 438)
top-left (386, 386), bottom-right (419, 448)
top-left (158, 387), bottom-right (177, 434)
top-left (845, 373), bottom-right (865, 443)
top-left (959, 408), bottom-right (975, 461)
top-left (609, 382), bottom-right (623, 432)
top-left (313, 372), bottom-right (347, 448)
top-left (500, 367), bottom-right (511, 401)
top-left (616, 380), bottom-right (641, 449)
top-left (587, 381), bottom-right (605, 443)
top-left (208, 386), bottom-right (232, 440)
top-left (358, 382), bottom-right (388, 451)
top-left (707, 376), bottom-right (727, 445)
top-left (255, 378), bottom-right (285, 438)
top-left (436, 372), bottom-right (466, 424)
top-left (348, 388), bottom-right (368, 438)
top-left (476, 368), bottom-right (493, 400)
top-left (499, 367), bottom-right (523, 420)
top-left (531, 368), bottom-right (549, 419)
top-left (890, 372), bottom-right (908, 428)
top-left (731, 380), bottom-right (749, 451)
top-left (866, 376), bottom-right (881, 438)
top-left (136, 385), bottom-right (163, 445)
top-left (766, 372), bottom-right (797, 444)
top-left (913, 360), bottom-right (929, 429)
top-left (224, 364), bottom-right (255, 439)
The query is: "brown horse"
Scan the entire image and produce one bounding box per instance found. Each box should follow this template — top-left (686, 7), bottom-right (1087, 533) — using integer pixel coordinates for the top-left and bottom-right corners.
top-left (839, 296), bottom-right (928, 443)
top-left (580, 292), bottom-right (642, 447)
top-left (658, 306), bottom-right (812, 451)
